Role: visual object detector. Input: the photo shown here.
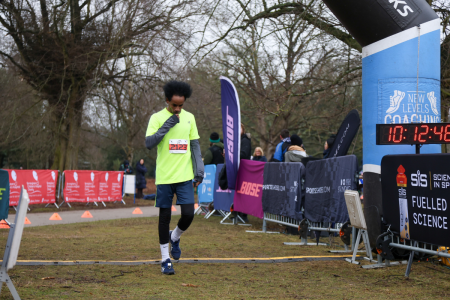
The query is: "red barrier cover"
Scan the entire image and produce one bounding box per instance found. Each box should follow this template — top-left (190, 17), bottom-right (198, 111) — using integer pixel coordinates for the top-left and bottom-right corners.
top-left (64, 171), bottom-right (124, 203)
top-left (98, 171), bottom-right (123, 202)
top-left (6, 170), bottom-right (58, 206)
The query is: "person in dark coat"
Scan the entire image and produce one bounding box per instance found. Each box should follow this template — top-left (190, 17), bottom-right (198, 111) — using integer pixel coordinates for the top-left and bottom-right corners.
top-left (252, 147), bottom-right (267, 162)
top-left (323, 136), bottom-right (335, 158)
top-left (238, 123), bottom-right (252, 222)
top-left (119, 160), bottom-right (133, 174)
top-left (240, 123), bottom-right (251, 160)
top-left (203, 132), bottom-right (225, 165)
top-left (135, 159), bottom-right (147, 199)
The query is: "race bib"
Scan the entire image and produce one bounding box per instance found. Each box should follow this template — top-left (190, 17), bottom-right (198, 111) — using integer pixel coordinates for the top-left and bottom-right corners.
top-left (169, 139), bottom-right (188, 153)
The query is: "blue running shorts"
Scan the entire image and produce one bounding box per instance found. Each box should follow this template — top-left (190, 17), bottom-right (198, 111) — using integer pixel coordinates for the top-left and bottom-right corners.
top-left (155, 180), bottom-right (195, 208)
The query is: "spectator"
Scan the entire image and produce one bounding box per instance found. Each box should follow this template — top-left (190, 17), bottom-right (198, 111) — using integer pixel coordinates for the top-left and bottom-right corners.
top-left (252, 147), bottom-right (267, 162)
top-left (240, 123), bottom-right (252, 160)
top-left (323, 137), bottom-right (335, 158)
top-left (284, 134), bottom-right (307, 162)
top-left (135, 159), bottom-right (147, 199)
top-left (239, 123), bottom-right (251, 222)
top-left (119, 160), bottom-right (133, 174)
top-left (271, 129), bottom-right (290, 162)
top-left (203, 132), bottom-right (225, 165)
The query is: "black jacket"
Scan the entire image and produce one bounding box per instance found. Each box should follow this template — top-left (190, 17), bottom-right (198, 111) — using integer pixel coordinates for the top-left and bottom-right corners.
top-left (252, 156), bottom-right (267, 162)
top-left (135, 162), bottom-right (148, 189)
top-left (240, 134), bottom-right (252, 160)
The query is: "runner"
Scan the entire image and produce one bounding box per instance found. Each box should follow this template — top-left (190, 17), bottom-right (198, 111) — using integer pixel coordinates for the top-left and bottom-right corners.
top-left (145, 80), bottom-right (204, 275)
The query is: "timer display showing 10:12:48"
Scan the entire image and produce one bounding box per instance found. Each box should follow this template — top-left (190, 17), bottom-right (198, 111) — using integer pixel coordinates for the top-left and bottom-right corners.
top-left (376, 123), bottom-right (450, 145)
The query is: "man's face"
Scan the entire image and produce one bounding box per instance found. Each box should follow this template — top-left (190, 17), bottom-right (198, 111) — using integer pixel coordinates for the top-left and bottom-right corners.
top-left (166, 95), bottom-right (185, 114)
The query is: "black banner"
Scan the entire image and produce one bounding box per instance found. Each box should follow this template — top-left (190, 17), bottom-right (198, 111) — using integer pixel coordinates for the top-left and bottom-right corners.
top-left (322, 0), bottom-right (437, 47)
top-left (262, 162), bottom-right (304, 220)
top-left (381, 154), bottom-right (450, 247)
top-left (328, 109), bottom-right (360, 158)
top-left (304, 155), bottom-right (357, 223)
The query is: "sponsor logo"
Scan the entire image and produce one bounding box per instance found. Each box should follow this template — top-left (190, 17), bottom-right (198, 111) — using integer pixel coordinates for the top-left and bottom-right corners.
top-left (11, 170), bottom-right (17, 182)
top-left (411, 170), bottom-right (427, 187)
top-left (51, 171), bottom-right (56, 181)
top-left (91, 172), bottom-right (95, 182)
top-left (226, 106), bottom-right (234, 164)
top-left (306, 186), bottom-right (330, 194)
top-left (74, 172), bottom-right (78, 182)
top-left (263, 184), bottom-right (286, 192)
top-left (377, 0), bottom-right (420, 28)
top-left (385, 90), bottom-right (438, 116)
top-left (396, 165), bottom-right (407, 187)
top-left (237, 181), bottom-right (263, 197)
top-left (32, 170), bottom-right (38, 181)
top-left (117, 174), bottom-right (121, 182)
top-left (386, 90), bottom-right (405, 114)
top-left (202, 184), bottom-right (206, 194)
top-left (105, 172), bottom-right (109, 182)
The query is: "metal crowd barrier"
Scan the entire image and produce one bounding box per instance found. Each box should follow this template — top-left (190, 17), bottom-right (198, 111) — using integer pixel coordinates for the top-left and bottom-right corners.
top-left (380, 233), bottom-right (450, 277)
top-left (247, 212), bottom-right (352, 251)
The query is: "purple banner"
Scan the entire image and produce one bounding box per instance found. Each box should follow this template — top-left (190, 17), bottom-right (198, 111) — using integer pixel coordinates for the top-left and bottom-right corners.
top-left (220, 76), bottom-right (241, 190)
top-left (233, 160), bottom-right (265, 219)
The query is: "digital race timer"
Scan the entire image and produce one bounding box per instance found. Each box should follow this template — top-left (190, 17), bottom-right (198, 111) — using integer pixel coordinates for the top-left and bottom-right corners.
top-left (376, 123), bottom-right (450, 145)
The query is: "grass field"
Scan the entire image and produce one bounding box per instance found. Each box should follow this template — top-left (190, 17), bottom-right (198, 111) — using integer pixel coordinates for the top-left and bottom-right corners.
top-left (0, 215), bottom-right (450, 299)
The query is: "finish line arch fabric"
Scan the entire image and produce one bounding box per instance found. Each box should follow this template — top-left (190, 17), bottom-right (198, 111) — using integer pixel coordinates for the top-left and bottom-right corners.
top-left (323, 0), bottom-right (440, 247)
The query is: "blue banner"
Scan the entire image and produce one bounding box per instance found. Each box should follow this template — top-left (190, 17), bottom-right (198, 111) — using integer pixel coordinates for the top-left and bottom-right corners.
top-left (220, 76), bottom-right (241, 190)
top-left (213, 164), bottom-right (235, 212)
top-left (198, 165), bottom-right (216, 204)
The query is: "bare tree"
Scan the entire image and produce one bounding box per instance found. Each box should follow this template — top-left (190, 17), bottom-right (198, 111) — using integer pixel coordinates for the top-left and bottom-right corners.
top-left (0, 0), bottom-right (200, 171)
top-left (210, 12), bottom-right (361, 157)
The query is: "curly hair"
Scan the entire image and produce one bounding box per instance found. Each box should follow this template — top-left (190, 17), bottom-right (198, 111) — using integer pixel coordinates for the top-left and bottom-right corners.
top-left (163, 80), bottom-right (193, 101)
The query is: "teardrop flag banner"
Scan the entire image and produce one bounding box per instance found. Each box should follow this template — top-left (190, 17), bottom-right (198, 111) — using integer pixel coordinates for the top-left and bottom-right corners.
top-left (220, 76), bottom-right (241, 190)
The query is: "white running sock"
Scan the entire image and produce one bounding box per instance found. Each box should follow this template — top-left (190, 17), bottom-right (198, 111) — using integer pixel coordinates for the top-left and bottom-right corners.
top-left (160, 243), bottom-right (170, 261)
top-left (171, 226), bottom-right (185, 242)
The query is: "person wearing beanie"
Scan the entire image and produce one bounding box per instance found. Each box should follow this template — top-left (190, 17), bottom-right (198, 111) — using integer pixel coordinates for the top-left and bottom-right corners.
top-left (284, 134), bottom-right (307, 163)
top-left (323, 136), bottom-right (335, 158)
top-left (203, 132), bottom-right (225, 165)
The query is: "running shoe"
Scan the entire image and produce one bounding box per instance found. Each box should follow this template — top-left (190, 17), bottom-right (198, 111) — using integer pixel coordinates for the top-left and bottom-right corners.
top-left (169, 230), bottom-right (181, 260)
top-left (161, 258), bottom-right (175, 275)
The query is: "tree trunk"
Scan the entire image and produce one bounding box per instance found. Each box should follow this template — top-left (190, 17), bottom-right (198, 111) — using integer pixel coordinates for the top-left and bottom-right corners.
top-left (51, 86), bottom-right (85, 172)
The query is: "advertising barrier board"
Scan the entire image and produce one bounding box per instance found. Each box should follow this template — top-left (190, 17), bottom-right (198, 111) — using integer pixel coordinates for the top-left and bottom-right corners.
top-left (213, 164), bottom-right (235, 212)
top-left (261, 162), bottom-right (304, 220)
top-left (381, 154), bottom-right (450, 247)
top-left (6, 170), bottom-right (57, 206)
top-left (64, 170), bottom-right (124, 203)
top-left (304, 155), bottom-right (357, 223)
top-left (233, 160), bottom-right (264, 219)
top-left (198, 165), bottom-right (216, 204)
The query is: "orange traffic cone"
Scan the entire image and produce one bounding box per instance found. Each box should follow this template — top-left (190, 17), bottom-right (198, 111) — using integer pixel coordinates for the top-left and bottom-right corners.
top-left (171, 205), bottom-right (177, 211)
top-left (81, 211), bottom-right (93, 218)
top-left (132, 207), bottom-right (143, 214)
top-left (0, 220), bottom-right (10, 229)
top-left (49, 213), bottom-right (62, 221)
top-left (194, 203), bottom-right (199, 209)
top-left (24, 217), bottom-right (31, 224)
